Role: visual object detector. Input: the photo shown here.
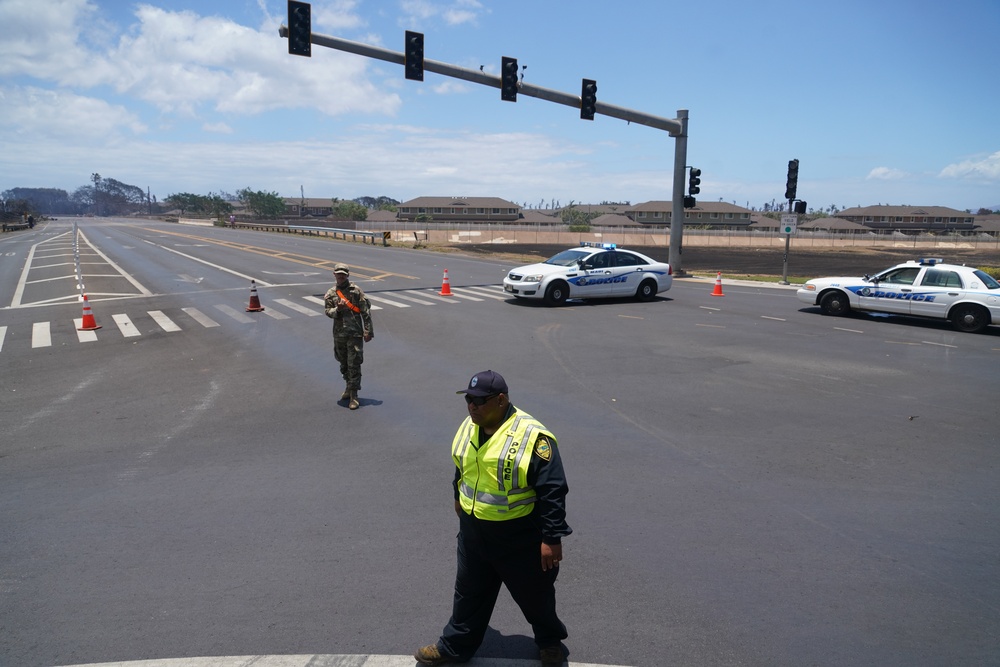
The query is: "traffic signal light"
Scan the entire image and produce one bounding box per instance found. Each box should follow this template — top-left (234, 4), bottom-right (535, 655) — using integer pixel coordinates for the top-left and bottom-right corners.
top-left (683, 196), bottom-right (697, 209)
top-left (580, 79), bottom-right (597, 120)
top-left (794, 200), bottom-right (807, 215)
top-left (785, 159), bottom-right (799, 200)
top-left (688, 167), bottom-right (701, 196)
top-left (405, 31), bottom-right (424, 81)
top-left (501, 57), bottom-right (518, 101)
top-left (287, 1), bottom-right (311, 57)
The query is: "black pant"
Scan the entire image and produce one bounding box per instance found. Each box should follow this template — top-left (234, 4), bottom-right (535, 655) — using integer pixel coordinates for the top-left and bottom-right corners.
top-left (439, 513), bottom-right (567, 660)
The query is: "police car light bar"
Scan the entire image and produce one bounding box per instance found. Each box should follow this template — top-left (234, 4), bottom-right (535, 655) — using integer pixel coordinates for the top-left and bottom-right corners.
top-left (580, 242), bottom-right (616, 249)
top-left (919, 258), bottom-right (944, 265)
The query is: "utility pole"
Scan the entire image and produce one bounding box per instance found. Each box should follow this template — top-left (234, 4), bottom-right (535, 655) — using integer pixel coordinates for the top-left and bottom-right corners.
top-left (279, 3), bottom-right (692, 274)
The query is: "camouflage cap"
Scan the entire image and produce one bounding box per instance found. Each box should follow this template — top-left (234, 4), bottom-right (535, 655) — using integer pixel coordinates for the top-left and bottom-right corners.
top-left (333, 263), bottom-right (350, 275)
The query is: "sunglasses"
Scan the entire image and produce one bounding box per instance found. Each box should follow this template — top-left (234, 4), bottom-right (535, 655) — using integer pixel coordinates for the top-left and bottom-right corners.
top-left (464, 394), bottom-right (498, 406)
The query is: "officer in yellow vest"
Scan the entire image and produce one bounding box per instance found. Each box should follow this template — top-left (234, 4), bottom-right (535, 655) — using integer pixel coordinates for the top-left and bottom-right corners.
top-left (414, 370), bottom-right (572, 667)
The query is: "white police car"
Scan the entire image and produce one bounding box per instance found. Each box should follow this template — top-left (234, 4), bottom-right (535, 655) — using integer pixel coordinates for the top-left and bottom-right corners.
top-left (796, 258), bottom-right (1000, 333)
top-left (503, 242), bottom-right (672, 305)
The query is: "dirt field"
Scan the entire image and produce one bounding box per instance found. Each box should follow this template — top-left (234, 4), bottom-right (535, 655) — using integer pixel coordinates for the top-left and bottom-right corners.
top-left (455, 243), bottom-right (1000, 279)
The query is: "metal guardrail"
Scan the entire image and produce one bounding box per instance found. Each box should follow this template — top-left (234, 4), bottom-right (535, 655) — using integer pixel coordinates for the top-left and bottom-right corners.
top-left (230, 221), bottom-right (388, 245)
top-left (2, 222), bottom-right (31, 232)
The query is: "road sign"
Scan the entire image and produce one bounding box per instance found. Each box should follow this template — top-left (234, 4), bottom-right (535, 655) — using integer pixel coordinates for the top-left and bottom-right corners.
top-left (781, 214), bottom-right (797, 235)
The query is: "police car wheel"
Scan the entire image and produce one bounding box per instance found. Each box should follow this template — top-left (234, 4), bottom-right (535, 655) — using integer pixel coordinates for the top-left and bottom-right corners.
top-left (545, 281), bottom-right (569, 306)
top-left (636, 279), bottom-right (657, 301)
top-left (951, 304), bottom-right (989, 334)
top-left (819, 290), bottom-right (850, 316)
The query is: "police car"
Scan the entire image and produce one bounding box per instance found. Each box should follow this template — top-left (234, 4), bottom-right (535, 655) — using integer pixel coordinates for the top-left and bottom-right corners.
top-left (796, 258), bottom-right (1000, 333)
top-left (503, 242), bottom-right (672, 305)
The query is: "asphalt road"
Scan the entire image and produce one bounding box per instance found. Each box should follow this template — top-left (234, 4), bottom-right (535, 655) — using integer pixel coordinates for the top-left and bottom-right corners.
top-left (2, 219), bottom-right (999, 667)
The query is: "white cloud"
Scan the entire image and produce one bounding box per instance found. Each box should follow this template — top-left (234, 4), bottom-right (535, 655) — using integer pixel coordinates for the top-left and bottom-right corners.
top-left (399, 0), bottom-right (485, 26)
top-left (202, 122), bottom-right (234, 134)
top-left (939, 151), bottom-right (1000, 181)
top-left (313, 0), bottom-right (366, 31)
top-left (430, 80), bottom-right (470, 95)
top-left (0, 85), bottom-right (147, 141)
top-left (0, 1), bottom-right (400, 121)
top-left (866, 166), bottom-right (907, 181)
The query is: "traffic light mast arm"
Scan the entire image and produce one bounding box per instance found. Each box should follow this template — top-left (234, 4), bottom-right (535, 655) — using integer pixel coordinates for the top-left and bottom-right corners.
top-left (278, 27), bottom-right (683, 136)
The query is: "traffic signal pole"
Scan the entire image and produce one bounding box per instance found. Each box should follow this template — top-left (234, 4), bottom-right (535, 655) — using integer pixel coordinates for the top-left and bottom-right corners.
top-left (279, 20), bottom-right (691, 273)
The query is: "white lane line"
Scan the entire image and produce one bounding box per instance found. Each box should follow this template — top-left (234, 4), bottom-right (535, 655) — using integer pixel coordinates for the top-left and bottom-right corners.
top-left (112, 313), bottom-right (141, 337)
top-left (182, 307), bottom-right (220, 328)
top-left (760, 315), bottom-right (786, 321)
top-left (274, 298), bottom-right (321, 316)
top-left (74, 319), bottom-right (99, 342)
top-left (139, 239), bottom-right (274, 287)
top-left (32, 321), bottom-right (52, 348)
top-left (0, 325), bottom-right (7, 351)
top-left (834, 327), bottom-right (864, 334)
top-left (367, 294), bottom-right (412, 308)
top-left (215, 304), bottom-right (254, 324)
top-left (454, 286), bottom-right (507, 300)
top-left (78, 230), bottom-right (152, 295)
top-left (700, 306), bottom-right (721, 311)
top-left (922, 341), bottom-right (958, 348)
top-left (148, 310), bottom-right (181, 332)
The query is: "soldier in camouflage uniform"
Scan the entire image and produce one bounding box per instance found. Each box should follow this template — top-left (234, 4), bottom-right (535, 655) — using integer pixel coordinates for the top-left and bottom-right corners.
top-left (324, 263), bottom-right (374, 410)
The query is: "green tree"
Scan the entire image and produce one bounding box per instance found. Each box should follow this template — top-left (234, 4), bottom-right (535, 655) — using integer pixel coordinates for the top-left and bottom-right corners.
top-left (334, 200), bottom-right (368, 221)
top-left (237, 188), bottom-right (286, 219)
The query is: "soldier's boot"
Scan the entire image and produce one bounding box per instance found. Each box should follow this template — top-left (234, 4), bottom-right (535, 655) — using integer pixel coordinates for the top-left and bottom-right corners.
top-left (349, 390), bottom-right (359, 410)
top-left (341, 384), bottom-right (351, 401)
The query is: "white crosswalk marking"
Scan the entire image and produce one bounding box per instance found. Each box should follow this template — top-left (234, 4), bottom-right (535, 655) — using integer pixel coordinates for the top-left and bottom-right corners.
top-left (74, 319), bottom-right (99, 342)
top-left (5, 285), bottom-right (509, 353)
top-left (182, 307), bottom-right (220, 328)
top-left (32, 321), bottom-right (51, 348)
top-left (415, 291), bottom-right (461, 304)
top-left (215, 304), bottom-right (254, 324)
top-left (366, 294), bottom-right (411, 308)
top-left (305, 294), bottom-right (383, 311)
top-left (275, 298), bottom-right (321, 316)
top-left (453, 286), bottom-right (507, 301)
top-left (148, 310), bottom-right (181, 332)
top-left (434, 289), bottom-right (483, 301)
top-left (112, 313), bottom-right (141, 337)
top-left (262, 307), bottom-right (290, 320)
top-left (389, 292), bottom-right (439, 306)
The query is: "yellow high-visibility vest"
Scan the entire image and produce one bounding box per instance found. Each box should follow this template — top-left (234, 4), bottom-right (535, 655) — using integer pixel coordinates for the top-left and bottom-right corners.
top-left (451, 409), bottom-right (555, 521)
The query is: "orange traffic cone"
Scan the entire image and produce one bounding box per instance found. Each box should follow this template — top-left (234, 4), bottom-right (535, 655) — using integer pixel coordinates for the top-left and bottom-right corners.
top-left (710, 271), bottom-right (725, 297)
top-left (246, 279), bottom-right (265, 312)
top-left (78, 294), bottom-right (102, 331)
top-left (439, 269), bottom-right (453, 296)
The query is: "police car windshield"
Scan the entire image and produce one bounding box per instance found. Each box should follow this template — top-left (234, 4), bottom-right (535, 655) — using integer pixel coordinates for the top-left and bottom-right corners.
top-left (545, 250), bottom-right (590, 267)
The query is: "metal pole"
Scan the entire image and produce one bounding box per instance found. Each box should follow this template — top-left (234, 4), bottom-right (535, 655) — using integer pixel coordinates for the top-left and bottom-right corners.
top-left (779, 197), bottom-right (792, 285)
top-left (669, 110), bottom-right (689, 276)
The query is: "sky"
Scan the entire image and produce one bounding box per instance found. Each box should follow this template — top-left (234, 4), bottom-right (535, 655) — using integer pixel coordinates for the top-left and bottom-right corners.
top-left (1, 0), bottom-right (999, 212)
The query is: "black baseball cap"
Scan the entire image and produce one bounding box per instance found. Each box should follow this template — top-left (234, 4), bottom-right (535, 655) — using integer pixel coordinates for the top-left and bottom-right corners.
top-left (457, 370), bottom-right (509, 397)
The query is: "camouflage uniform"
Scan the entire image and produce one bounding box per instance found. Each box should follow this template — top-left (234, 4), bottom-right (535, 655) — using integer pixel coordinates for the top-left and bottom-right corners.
top-left (324, 265), bottom-right (374, 398)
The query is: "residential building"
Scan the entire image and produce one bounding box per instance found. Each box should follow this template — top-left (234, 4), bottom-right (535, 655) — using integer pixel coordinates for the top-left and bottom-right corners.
top-left (837, 205), bottom-right (974, 232)
top-left (626, 201), bottom-right (754, 230)
top-left (396, 196), bottom-right (521, 223)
